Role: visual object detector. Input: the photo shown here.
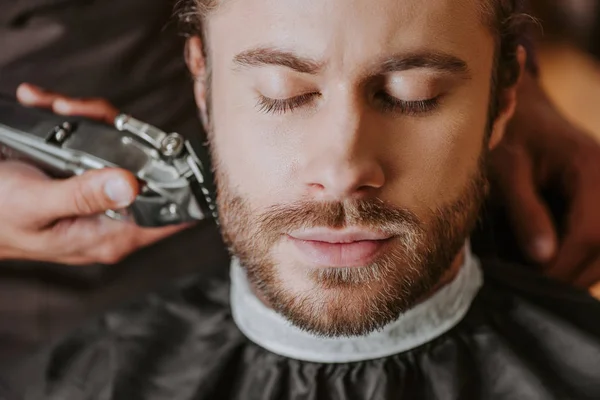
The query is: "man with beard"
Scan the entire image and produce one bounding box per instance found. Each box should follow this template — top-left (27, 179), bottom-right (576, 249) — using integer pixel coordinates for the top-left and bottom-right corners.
top-left (4, 0), bottom-right (600, 398)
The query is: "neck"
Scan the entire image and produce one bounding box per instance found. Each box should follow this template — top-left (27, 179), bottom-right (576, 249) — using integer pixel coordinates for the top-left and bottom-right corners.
top-left (421, 247), bottom-right (465, 299)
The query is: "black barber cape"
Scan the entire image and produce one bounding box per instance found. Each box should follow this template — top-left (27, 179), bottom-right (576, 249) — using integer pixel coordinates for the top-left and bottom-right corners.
top-left (4, 247), bottom-right (600, 400)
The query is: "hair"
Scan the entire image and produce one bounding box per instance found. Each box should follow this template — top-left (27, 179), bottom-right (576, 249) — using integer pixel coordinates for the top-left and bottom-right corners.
top-left (483, 0), bottom-right (531, 123)
top-left (174, 0), bottom-right (530, 121)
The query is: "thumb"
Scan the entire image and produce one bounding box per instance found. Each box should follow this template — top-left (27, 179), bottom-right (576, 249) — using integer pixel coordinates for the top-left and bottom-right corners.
top-left (510, 190), bottom-right (557, 264)
top-left (39, 169), bottom-right (139, 220)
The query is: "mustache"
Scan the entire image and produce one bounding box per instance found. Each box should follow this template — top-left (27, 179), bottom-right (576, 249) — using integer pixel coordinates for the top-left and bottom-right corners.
top-left (256, 198), bottom-right (424, 236)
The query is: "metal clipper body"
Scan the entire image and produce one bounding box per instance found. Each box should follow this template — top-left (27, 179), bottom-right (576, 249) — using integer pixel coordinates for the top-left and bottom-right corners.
top-left (0, 97), bottom-right (217, 227)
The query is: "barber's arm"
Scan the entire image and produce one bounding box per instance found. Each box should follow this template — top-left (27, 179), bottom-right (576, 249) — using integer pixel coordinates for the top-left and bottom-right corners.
top-left (0, 84), bottom-right (187, 265)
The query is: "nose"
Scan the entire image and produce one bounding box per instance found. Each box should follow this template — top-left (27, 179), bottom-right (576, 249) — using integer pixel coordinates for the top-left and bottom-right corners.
top-left (300, 99), bottom-right (385, 200)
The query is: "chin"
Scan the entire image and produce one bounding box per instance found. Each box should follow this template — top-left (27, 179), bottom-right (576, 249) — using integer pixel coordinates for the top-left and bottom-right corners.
top-left (266, 262), bottom-right (426, 338)
top-left (244, 240), bottom-right (457, 338)
top-left (277, 281), bottom-right (404, 338)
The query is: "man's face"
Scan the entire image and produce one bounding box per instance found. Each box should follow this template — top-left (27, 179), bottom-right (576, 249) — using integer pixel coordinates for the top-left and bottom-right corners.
top-left (192, 0), bottom-right (515, 337)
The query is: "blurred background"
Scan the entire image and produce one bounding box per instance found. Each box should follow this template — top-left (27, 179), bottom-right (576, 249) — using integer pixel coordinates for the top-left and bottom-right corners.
top-left (531, 0), bottom-right (600, 142)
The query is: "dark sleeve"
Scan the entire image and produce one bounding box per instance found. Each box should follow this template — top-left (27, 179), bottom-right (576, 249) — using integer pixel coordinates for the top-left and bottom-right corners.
top-left (0, 0), bottom-right (202, 138)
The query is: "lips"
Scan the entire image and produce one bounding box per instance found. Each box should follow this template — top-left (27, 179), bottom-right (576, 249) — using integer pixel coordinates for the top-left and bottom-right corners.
top-left (288, 228), bottom-right (393, 267)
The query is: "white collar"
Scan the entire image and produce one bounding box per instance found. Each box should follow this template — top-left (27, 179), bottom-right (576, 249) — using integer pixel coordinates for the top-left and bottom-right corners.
top-left (230, 244), bottom-right (483, 363)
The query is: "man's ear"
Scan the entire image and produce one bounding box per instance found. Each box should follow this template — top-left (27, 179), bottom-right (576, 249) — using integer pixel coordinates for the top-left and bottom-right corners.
top-left (488, 45), bottom-right (527, 150)
top-left (185, 36), bottom-right (209, 127)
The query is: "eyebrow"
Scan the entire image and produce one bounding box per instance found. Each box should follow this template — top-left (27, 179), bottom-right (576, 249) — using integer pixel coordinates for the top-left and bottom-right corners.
top-left (233, 47), bottom-right (323, 74)
top-left (377, 52), bottom-right (470, 77)
top-left (233, 47), bottom-right (470, 77)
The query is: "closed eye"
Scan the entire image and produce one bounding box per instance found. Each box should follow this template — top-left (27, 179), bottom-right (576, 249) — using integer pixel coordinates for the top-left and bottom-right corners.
top-left (255, 91), bottom-right (440, 115)
top-left (374, 92), bottom-right (440, 115)
top-left (256, 92), bottom-right (320, 114)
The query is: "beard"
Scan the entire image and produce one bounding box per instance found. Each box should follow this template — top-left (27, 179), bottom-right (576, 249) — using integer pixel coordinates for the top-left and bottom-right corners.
top-left (213, 153), bottom-right (489, 338)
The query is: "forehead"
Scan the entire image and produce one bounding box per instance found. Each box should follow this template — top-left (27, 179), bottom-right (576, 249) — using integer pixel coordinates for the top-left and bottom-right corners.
top-left (207, 0), bottom-right (494, 68)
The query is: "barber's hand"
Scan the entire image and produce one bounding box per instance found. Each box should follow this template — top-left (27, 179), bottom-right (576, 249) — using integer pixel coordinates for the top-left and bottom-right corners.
top-left (0, 84), bottom-right (187, 265)
top-left (490, 73), bottom-right (600, 290)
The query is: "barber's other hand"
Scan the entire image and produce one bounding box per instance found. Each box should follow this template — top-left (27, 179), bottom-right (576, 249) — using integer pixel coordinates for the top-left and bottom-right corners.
top-left (490, 73), bottom-right (600, 289)
top-left (0, 84), bottom-right (186, 265)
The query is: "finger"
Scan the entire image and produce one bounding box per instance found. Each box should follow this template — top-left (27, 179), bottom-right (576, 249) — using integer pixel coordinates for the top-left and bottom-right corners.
top-left (35, 254), bottom-right (96, 266)
top-left (17, 83), bottom-right (119, 124)
top-left (16, 83), bottom-right (60, 108)
top-left (34, 168), bottom-right (139, 221)
top-left (546, 234), bottom-right (590, 283)
top-left (547, 182), bottom-right (600, 282)
top-left (53, 98), bottom-right (118, 125)
top-left (38, 213), bottom-right (127, 259)
top-left (0, 244), bottom-right (25, 261)
top-left (56, 257), bottom-right (98, 266)
top-left (0, 238), bottom-right (91, 265)
top-left (589, 282), bottom-right (600, 301)
top-left (43, 213), bottom-right (190, 264)
top-left (573, 254), bottom-right (600, 290)
top-left (494, 151), bottom-right (558, 263)
top-left (80, 224), bottom-right (189, 265)
top-left (131, 224), bottom-right (192, 248)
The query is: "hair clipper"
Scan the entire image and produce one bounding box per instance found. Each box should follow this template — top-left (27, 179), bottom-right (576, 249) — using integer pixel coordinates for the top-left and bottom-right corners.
top-left (0, 97), bottom-right (217, 227)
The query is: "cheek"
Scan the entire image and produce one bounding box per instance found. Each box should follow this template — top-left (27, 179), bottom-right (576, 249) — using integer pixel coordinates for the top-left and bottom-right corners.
top-left (385, 90), bottom-right (489, 214)
top-left (210, 74), bottom-right (299, 205)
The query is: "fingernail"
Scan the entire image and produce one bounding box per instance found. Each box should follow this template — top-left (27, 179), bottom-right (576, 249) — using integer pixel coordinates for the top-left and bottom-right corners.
top-left (532, 237), bottom-right (554, 262)
top-left (104, 178), bottom-right (134, 208)
top-left (590, 282), bottom-right (600, 300)
top-left (17, 85), bottom-right (37, 104)
top-left (53, 99), bottom-right (71, 114)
